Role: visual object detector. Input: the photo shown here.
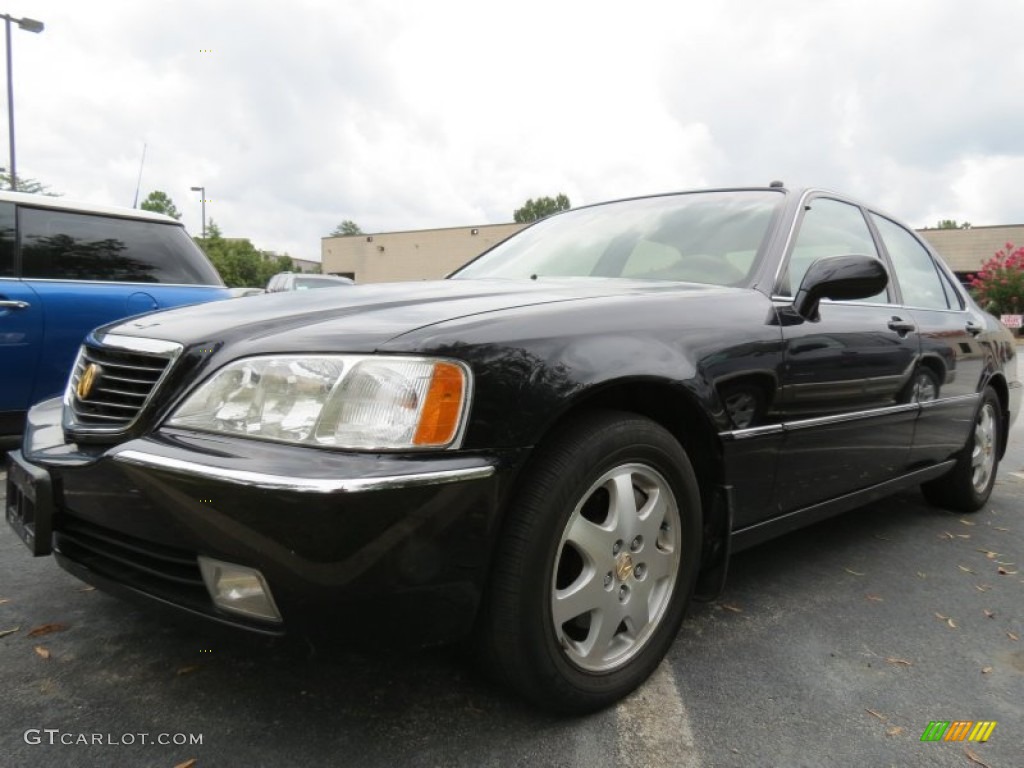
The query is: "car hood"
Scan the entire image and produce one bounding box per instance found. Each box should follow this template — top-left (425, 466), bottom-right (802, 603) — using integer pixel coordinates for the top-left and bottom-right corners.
top-left (99, 278), bottom-right (738, 353)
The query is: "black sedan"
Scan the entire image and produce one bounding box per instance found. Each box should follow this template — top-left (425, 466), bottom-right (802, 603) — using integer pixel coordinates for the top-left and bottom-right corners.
top-left (6, 186), bottom-right (1020, 714)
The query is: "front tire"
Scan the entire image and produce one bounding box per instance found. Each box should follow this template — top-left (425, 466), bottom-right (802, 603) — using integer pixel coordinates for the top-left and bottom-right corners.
top-left (921, 386), bottom-right (1002, 512)
top-left (478, 411), bottom-right (702, 714)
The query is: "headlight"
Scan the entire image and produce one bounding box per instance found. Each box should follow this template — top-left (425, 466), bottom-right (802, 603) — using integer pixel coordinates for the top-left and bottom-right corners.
top-left (166, 355), bottom-right (470, 450)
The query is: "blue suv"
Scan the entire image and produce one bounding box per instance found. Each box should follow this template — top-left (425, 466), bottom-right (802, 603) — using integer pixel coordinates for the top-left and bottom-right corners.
top-left (0, 192), bottom-right (229, 437)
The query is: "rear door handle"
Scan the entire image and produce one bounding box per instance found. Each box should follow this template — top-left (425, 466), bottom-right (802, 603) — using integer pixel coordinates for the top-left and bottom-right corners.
top-left (0, 299), bottom-right (30, 310)
top-left (887, 317), bottom-right (916, 335)
top-left (966, 320), bottom-right (984, 336)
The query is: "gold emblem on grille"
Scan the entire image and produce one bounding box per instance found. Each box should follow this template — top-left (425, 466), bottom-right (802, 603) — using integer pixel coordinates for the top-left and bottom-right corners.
top-left (77, 363), bottom-right (100, 400)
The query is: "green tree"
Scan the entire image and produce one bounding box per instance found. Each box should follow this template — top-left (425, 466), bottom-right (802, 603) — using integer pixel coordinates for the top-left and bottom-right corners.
top-left (513, 194), bottom-right (571, 223)
top-left (0, 172), bottom-right (59, 196)
top-left (139, 190), bottom-right (182, 220)
top-left (937, 219), bottom-right (971, 230)
top-left (195, 220), bottom-right (293, 287)
top-left (330, 220), bottom-right (363, 236)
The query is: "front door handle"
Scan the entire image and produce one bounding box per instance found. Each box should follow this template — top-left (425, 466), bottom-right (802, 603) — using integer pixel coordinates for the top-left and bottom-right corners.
top-left (0, 299), bottom-right (30, 310)
top-left (966, 320), bottom-right (984, 336)
top-left (887, 317), bottom-right (916, 335)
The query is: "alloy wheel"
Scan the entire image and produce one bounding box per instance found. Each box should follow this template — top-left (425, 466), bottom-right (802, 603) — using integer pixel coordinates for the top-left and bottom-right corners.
top-left (550, 463), bottom-right (682, 673)
top-left (971, 402), bottom-right (997, 494)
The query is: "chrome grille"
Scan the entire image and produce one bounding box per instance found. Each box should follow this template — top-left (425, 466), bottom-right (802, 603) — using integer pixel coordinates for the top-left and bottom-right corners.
top-left (64, 334), bottom-right (183, 436)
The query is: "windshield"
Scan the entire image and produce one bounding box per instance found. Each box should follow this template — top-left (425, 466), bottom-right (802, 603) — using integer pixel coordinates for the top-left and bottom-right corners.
top-left (451, 190), bottom-right (784, 286)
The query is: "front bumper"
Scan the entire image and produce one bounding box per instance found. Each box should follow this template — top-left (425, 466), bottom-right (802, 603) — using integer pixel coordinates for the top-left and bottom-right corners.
top-left (7, 397), bottom-right (524, 646)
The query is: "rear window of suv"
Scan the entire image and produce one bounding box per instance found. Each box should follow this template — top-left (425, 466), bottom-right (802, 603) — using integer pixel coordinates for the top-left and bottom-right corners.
top-left (19, 207), bottom-right (223, 285)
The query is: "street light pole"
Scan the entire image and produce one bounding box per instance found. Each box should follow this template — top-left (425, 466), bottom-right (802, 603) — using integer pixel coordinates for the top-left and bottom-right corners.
top-left (1, 13), bottom-right (44, 192)
top-left (190, 185), bottom-right (206, 238)
top-left (4, 19), bottom-right (11, 191)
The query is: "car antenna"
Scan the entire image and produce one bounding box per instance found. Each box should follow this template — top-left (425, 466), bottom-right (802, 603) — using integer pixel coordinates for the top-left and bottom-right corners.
top-left (530, 273), bottom-right (538, 280)
top-left (769, 180), bottom-right (784, 188)
top-left (132, 142), bottom-right (147, 208)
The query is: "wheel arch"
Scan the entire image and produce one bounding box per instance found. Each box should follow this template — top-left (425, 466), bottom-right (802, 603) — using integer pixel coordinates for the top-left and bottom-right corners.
top-left (489, 378), bottom-right (728, 587)
top-left (546, 379), bottom-right (725, 495)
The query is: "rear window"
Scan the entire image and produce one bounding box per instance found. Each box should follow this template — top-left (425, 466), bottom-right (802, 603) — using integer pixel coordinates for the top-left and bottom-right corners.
top-left (871, 214), bottom-right (956, 310)
top-left (19, 207), bottom-right (223, 285)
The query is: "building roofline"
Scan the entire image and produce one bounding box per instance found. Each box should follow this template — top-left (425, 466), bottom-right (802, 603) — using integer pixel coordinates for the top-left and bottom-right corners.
top-left (918, 224), bottom-right (1024, 231)
top-left (322, 221), bottom-right (522, 241)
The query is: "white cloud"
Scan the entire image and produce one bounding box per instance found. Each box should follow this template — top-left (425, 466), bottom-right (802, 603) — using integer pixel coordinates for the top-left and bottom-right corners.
top-left (948, 155), bottom-right (1024, 226)
top-left (12, 0), bottom-right (1024, 260)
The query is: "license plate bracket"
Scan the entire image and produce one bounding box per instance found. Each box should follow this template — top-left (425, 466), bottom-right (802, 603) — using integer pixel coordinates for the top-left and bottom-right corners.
top-left (5, 451), bottom-right (54, 556)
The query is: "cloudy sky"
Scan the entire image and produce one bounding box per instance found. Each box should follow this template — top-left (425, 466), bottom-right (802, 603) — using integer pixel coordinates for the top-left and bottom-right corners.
top-left (13, 0), bottom-right (1024, 261)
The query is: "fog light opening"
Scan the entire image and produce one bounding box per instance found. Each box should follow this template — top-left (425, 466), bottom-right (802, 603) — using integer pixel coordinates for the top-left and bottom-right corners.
top-left (198, 556), bottom-right (283, 623)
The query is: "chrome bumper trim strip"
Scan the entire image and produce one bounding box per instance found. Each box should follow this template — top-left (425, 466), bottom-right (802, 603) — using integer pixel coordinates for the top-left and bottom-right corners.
top-left (112, 449), bottom-right (496, 493)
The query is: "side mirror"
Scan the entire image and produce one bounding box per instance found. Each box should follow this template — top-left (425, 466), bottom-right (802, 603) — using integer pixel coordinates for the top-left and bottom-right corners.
top-left (793, 254), bottom-right (888, 321)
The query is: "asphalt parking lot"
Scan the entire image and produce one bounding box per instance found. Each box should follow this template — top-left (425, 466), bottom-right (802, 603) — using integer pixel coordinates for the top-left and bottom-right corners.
top-left (2, 425), bottom-right (1023, 768)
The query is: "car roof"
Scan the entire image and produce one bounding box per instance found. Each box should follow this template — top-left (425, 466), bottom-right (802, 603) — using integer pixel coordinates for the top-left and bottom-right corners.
top-left (0, 190), bottom-right (183, 225)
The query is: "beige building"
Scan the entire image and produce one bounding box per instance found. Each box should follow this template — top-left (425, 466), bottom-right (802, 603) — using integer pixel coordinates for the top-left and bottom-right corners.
top-left (917, 225), bottom-right (1024, 275)
top-left (322, 220), bottom-right (1024, 284)
top-left (322, 222), bottom-right (526, 282)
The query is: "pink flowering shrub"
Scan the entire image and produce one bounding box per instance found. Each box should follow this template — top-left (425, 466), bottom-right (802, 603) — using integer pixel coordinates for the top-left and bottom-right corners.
top-left (967, 243), bottom-right (1024, 315)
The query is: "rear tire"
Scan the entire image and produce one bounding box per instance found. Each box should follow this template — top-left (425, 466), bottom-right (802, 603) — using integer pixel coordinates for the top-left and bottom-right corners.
top-left (921, 387), bottom-right (1001, 513)
top-left (477, 410), bottom-right (701, 714)
top-left (908, 367), bottom-right (940, 403)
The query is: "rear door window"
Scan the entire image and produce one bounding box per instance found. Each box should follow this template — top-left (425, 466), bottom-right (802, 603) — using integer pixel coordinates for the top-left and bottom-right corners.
top-left (871, 215), bottom-right (953, 310)
top-left (19, 207), bottom-right (222, 285)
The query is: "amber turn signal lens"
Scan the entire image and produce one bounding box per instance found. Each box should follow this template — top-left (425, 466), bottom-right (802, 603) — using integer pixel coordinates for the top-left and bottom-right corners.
top-left (413, 362), bottom-right (466, 446)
